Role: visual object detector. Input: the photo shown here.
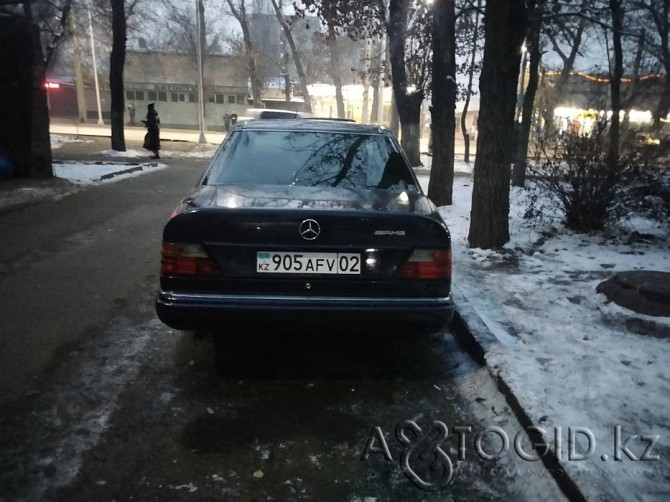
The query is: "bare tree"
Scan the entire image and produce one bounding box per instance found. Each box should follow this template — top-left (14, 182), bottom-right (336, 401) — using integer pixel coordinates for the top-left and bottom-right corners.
top-left (294, 0), bottom-right (430, 163)
top-left (512, 0), bottom-right (546, 187)
top-left (458, 0), bottom-right (483, 164)
top-left (541, 0), bottom-right (590, 137)
top-left (34, 0), bottom-right (73, 71)
top-left (270, 0), bottom-right (312, 112)
top-left (388, 0), bottom-right (431, 165)
top-left (607, 0), bottom-right (625, 169)
top-left (226, 0), bottom-right (264, 107)
top-left (633, 0), bottom-right (669, 129)
top-left (298, 1), bottom-right (387, 121)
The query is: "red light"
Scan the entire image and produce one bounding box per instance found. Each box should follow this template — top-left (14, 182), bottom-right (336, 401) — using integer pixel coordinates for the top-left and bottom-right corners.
top-left (45, 82), bottom-right (60, 89)
top-left (160, 242), bottom-right (218, 276)
top-left (399, 249), bottom-right (452, 279)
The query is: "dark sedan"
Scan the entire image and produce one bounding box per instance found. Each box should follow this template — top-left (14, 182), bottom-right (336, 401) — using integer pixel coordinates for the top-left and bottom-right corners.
top-left (156, 119), bottom-right (454, 330)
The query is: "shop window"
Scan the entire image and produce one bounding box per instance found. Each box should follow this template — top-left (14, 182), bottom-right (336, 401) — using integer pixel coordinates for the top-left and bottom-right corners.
top-left (135, 91), bottom-right (144, 100)
top-left (171, 93), bottom-right (179, 102)
top-left (216, 94), bottom-right (224, 104)
top-left (126, 91), bottom-right (135, 100)
top-left (158, 91), bottom-right (167, 102)
top-left (189, 93), bottom-right (197, 103)
top-left (228, 95), bottom-right (236, 104)
top-left (148, 91), bottom-right (157, 101)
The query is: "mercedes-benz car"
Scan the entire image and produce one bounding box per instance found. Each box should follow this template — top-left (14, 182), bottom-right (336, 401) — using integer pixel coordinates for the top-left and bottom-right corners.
top-left (156, 119), bottom-right (454, 330)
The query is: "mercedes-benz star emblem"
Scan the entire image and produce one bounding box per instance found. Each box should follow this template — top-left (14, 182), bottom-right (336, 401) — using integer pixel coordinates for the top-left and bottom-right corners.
top-left (299, 219), bottom-right (321, 241)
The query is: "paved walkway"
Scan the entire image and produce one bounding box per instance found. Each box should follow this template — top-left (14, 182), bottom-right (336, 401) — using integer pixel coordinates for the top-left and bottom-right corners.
top-left (49, 118), bottom-right (227, 145)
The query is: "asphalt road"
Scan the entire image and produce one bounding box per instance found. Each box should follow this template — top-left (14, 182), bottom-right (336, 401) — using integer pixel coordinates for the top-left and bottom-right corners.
top-left (0, 158), bottom-right (565, 501)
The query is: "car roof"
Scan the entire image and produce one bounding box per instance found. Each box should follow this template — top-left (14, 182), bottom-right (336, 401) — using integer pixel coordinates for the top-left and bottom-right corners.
top-left (232, 118), bottom-right (392, 136)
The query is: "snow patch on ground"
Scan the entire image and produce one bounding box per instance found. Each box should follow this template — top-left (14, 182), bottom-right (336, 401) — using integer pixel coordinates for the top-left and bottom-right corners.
top-left (50, 134), bottom-right (94, 150)
top-left (52, 161), bottom-right (168, 185)
top-left (419, 157), bottom-right (670, 501)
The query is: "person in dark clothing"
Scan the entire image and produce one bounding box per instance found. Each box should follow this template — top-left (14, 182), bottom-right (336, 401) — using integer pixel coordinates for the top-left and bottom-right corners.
top-left (142, 103), bottom-right (160, 159)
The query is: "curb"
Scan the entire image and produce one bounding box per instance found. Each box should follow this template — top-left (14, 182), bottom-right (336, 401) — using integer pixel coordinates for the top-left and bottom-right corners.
top-left (449, 283), bottom-right (588, 502)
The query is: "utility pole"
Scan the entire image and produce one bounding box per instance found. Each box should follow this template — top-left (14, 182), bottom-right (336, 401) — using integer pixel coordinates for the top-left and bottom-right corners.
top-left (362, 38), bottom-right (371, 123)
top-left (70, 12), bottom-right (87, 123)
top-left (88, 7), bottom-right (104, 125)
top-left (377, 33), bottom-right (386, 126)
top-left (196, 0), bottom-right (207, 144)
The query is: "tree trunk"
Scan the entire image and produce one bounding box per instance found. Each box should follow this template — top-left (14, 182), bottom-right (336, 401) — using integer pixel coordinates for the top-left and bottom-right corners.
top-left (427, 0), bottom-right (456, 206)
top-left (468, 0), bottom-right (526, 249)
top-left (0, 17), bottom-right (52, 178)
top-left (608, 0), bottom-right (623, 171)
top-left (370, 72), bottom-right (380, 122)
top-left (327, 24), bottom-right (345, 118)
top-left (652, 0), bottom-right (669, 130)
top-left (370, 34), bottom-right (385, 123)
top-left (622, 30), bottom-right (645, 135)
top-left (512, 0), bottom-right (544, 187)
top-left (110, 0), bottom-right (126, 152)
top-left (460, 0), bottom-right (481, 165)
top-left (654, 80), bottom-right (670, 130)
top-left (398, 102), bottom-right (422, 163)
top-left (388, 0), bottom-right (422, 166)
top-left (270, 0), bottom-right (312, 113)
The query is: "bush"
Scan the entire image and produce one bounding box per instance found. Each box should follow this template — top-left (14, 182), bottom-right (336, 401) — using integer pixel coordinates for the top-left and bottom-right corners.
top-left (527, 125), bottom-right (620, 232)
top-left (616, 165), bottom-right (670, 224)
top-left (524, 124), bottom-right (669, 233)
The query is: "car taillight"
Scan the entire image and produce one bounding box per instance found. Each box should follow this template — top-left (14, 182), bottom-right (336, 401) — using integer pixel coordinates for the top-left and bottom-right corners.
top-left (399, 249), bottom-right (451, 279)
top-left (161, 242), bottom-right (218, 276)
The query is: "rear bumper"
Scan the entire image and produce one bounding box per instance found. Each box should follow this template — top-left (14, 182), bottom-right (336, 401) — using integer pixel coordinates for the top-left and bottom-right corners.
top-left (155, 290), bottom-right (455, 330)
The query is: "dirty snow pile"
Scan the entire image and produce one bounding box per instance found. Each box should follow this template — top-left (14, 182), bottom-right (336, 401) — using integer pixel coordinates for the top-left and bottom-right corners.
top-left (418, 157), bottom-right (670, 501)
top-left (52, 161), bottom-right (167, 185)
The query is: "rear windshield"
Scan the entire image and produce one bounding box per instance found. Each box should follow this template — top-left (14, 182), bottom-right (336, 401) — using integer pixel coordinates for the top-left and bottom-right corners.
top-left (205, 130), bottom-right (419, 192)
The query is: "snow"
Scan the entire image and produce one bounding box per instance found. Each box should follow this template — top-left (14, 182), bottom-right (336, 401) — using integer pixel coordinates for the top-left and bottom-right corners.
top-left (52, 161), bottom-right (168, 185)
top-left (417, 157), bottom-right (670, 501)
top-left (2, 137), bottom-right (668, 499)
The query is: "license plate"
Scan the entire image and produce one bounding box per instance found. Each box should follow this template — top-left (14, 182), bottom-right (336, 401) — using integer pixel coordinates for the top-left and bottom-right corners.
top-left (257, 252), bottom-right (361, 275)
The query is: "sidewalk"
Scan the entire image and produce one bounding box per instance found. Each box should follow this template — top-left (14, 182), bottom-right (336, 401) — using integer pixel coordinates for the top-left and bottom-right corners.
top-left (49, 118), bottom-right (227, 145)
top-left (433, 167), bottom-right (670, 501)
top-left (1, 124), bottom-right (219, 214)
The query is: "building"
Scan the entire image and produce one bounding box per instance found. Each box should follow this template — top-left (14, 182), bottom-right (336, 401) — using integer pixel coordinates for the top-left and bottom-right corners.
top-left (536, 70), bottom-right (667, 135)
top-left (124, 51), bottom-right (249, 130)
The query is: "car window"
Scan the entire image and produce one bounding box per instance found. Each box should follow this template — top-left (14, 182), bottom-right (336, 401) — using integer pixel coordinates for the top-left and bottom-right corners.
top-left (258, 110), bottom-right (298, 119)
top-left (206, 130), bottom-right (418, 192)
